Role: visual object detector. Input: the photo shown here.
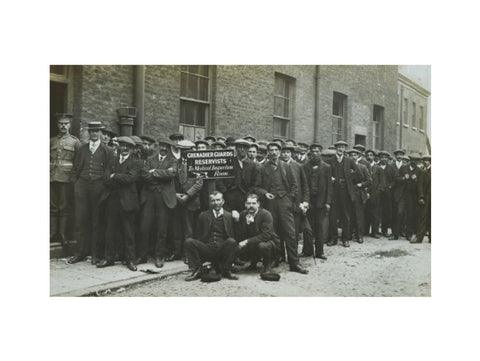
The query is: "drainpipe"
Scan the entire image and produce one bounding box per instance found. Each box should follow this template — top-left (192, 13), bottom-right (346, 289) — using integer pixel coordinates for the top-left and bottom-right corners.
top-left (314, 65), bottom-right (319, 142)
top-left (134, 65), bottom-right (145, 135)
top-left (399, 85), bottom-right (403, 150)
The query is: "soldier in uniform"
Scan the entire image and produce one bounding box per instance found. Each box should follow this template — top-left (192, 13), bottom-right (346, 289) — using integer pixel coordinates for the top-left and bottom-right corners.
top-left (50, 114), bottom-right (81, 252)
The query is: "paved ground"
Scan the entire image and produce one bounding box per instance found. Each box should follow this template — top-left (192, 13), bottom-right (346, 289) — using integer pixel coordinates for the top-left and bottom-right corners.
top-left (103, 237), bottom-right (431, 297)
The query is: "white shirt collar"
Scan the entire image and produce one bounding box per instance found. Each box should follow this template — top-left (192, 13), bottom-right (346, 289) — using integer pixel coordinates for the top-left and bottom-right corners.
top-left (396, 160), bottom-right (403, 168)
top-left (89, 139), bottom-right (101, 153)
top-left (158, 153), bottom-right (167, 161)
top-left (213, 208), bottom-right (224, 217)
top-left (336, 154), bottom-right (344, 162)
top-left (119, 153), bottom-right (130, 163)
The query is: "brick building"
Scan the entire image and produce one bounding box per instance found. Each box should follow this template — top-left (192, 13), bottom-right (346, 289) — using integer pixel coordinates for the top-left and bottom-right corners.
top-left (50, 65), bottom-right (430, 154)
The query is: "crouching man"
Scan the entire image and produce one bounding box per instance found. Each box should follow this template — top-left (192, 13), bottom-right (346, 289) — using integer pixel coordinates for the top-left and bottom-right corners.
top-left (184, 191), bottom-right (239, 281)
top-left (235, 193), bottom-right (280, 274)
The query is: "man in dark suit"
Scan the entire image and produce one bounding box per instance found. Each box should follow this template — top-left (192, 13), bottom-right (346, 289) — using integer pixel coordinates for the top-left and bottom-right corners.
top-left (348, 149), bottom-right (372, 243)
top-left (403, 153), bottom-right (425, 241)
top-left (369, 151), bottom-right (392, 238)
top-left (169, 140), bottom-right (203, 261)
top-left (411, 155), bottom-right (431, 243)
top-left (68, 122), bottom-right (114, 265)
top-left (218, 139), bottom-right (258, 213)
top-left (235, 193), bottom-right (280, 273)
top-left (280, 145), bottom-right (313, 257)
top-left (388, 149), bottom-right (408, 240)
top-left (303, 143), bottom-right (332, 259)
top-left (254, 142), bottom-right (307, 274)
top-left (97, 137), bottom-right (139, 271)
top-left (184, 191), bottom-right (239, 281)
top-left (327, 141), bottom-right (360, 247)
top-left (363, 149), bottom-right (377, 237)
top-left (137, 138), bottom-right (178, 268)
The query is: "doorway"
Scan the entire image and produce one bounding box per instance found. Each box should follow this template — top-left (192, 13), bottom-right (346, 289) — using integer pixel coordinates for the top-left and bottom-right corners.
top-left (50, 81), bottom-right (67, 138)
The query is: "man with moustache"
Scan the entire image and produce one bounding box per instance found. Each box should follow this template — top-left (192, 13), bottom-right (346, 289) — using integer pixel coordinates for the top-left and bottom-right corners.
top-left (68, 121), bottom-right (114, 265)
top-left (327, 141), bottom-right (359, 247)
top-left (184, 191), bottom-right (239, 281)
top-left (388, 149), bottom-right (408, 240)
top-left (369, 151), bottom-right (392, 238)
top-left (136, 137), bottom-right (178, 268)
top-left (50, 114), bottom-right (80, 251)
top-left (303, 143), bottom-right (332, 259)
top-left (347, 148), bottom-right (372, 244)
top-left (97, 136), bottom-right (139, 271)
top-left (254, 142), bottom-right (307, 274)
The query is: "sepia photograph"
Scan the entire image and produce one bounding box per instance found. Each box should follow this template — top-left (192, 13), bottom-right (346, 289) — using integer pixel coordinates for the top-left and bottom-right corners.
top-left (49, 65), bottom-right (431, 297)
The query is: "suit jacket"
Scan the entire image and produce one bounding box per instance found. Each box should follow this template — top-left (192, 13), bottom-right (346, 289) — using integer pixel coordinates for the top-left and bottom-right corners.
top-left (177, 160), bottom-right (203, 211)
top-left (404, 165), bottom-right (425, 200)
top-left (101, 154), bottom-right (140, 212)
top-left (388, 162), bottom-right (407, 203)
top-left (217, 157), bottom-right (258, 195)
top-left (254, 160), bottom-right (298, 201)
top-left (236, 208), bottom-right (280, 249)
top-left (285, 160), bottom-right (310, 207)
top-left (328, 155), bottom-right (360, 202)
top-left (370, 164), bottom-right (389, 201)
top-left (71, 142), bottom-right (114, 183)
top-left (303, 159), bottom-right (332, 209)
top-left (352, 162), bottom-right (372, 204)
top-left (195, 209), bottom-right (236, 243)
top-left (141, 153), bottom-right (178, 208)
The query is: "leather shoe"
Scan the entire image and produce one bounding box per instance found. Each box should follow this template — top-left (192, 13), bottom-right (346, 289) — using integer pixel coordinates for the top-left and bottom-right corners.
top-left (327, 240), bottom-right (337, 246)
top-left (370, 234), bottom-right (380, 239)
top-left (222, 271), bottom-right (239, 280)
top-left (342, 240), bottom-right (350, 247)
top-left (126, 262), bottom-right (137, 271)
top-left (290, 264), bottom-right (308, 274)
top-left (357, 237), bottom-right (364, 244)
top-left (185, 268), bottom-right (201, 281)
top-left (67, 255), bottom-right (84, 264)
top-left (155, 257), bottom-right (165, 268)
top-left (96, 259), bottom-right (114, 268)
top-left (388, 235), bottom-right (399, 240)
top-left (134, 257), bottom-right (147, 265)
top-left (315, 254), bottom-right (327, 260)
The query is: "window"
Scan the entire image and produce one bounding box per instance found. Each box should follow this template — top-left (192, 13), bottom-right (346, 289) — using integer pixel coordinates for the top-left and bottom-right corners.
top-left (179, 65), bottom-right (210, 141)
top-left (419, 105), bottom-right (424, 130)
top-left (373, 105), bottom-right (384, 149)
top-left (332, 92), bottom-right (347, 143)
top-left (403, 98), bottom-right (408, 126)
top-left (273, 73), bottom-right (295, 138)
top-left (412, 101), bottom-right (416, 128)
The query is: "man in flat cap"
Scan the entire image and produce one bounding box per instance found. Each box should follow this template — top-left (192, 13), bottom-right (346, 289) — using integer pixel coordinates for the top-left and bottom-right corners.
top-left (217, 139), bottom-right (258, 214)
top-left (247, 142), bottom-right (258, 162)
top-left (50, 114), bottom-right (81, 251)
top-left (68, 121), bottom-right (114, 265)
top-left (347, 149), bottom-right (372, 244)
top-left (97, 136), bottom-right (139, 271)
top-left (204, 135), bottom-right (216, 145)
top-left (302, 143), bottom-right (332, 259)
top-left (363, 149), bottom-right (377, 236)
top-left (369, 151), bottom-right (392, 238)
top-left (244, 135), bottom-right (256, 143)
top-left (388, 149), bottom-right (408, 240)
top-left (296, 142), bottom-right (309, 164)
top-left (137, 137), bottom-right (178, 267)
top-left (327, 141), bottom-right (360, 247)
top-left (254, 142), bottom-right (307, 274)
top-left (403, 153), bottom-right (425, 242)
top-left (101, 128), bottom-right (117, 150)
top-left (256, 144), bottom-right (268, 164)
top-left (195, 139), bottom-right (209, 151)
top-left (411, 155), bottom-right (431, 243)
top-left (280, 144), bottom-right (313, 257)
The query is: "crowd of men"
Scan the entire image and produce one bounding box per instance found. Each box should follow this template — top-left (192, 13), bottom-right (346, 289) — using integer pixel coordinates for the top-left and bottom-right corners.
top-left (50, 113), bottom-right (431, 281)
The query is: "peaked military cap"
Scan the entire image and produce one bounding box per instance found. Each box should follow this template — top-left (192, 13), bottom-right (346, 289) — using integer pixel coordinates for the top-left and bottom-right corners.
top-left (56, 113), bottom-right (74, 122)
